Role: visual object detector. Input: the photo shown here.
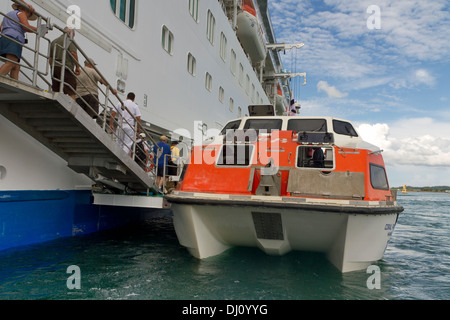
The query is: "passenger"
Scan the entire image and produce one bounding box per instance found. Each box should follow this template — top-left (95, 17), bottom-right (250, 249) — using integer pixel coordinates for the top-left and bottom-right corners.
top-left (134, 133), bottom-right (150, 170)
top-left (169, 140), bottom-right (180, 176)
top-left (110, 92), bottom-right (141, 155)
top-left (50, 27), bottom-right (80, 99)
top-left (312, 147), bottom-right (324, 168)
top-left (75, 58), bottom-right (117, 119)
top-left (0, 2), bottom-right (37, 80)
top-left (153, 135), bottom-right (171, 193)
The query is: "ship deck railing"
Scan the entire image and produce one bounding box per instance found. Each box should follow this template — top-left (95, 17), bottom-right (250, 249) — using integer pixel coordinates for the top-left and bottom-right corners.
top-left (0, 0), bottom-right (161, 196)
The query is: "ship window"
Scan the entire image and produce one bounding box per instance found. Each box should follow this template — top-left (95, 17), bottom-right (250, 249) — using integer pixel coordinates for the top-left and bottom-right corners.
top-left (239, 63), bottom-right (244, 86)
top-left (206, 10), bottom-right (215, 45)
top-left (217, 145), bottom-right (254, 167)
top-left (230, 49), bottom-right (236, 75)
top-left (333, 120), bottom-right (358, 137)
top-left (370, 163), bottom-right (389, 190)
top-left (110, 0), bottom-right (136, 28)
top-left (251, 84), bottom-right (255, 102)
top-left (245, 75), bottom-right (250, 93)
top-left (220, 32), bottom-right (227, 61)
top-left (205, 72), bottom-right (212, 91)
top-left (189, 0), bottom-right (199, 22)
top-left (296, 146), bottom-right (334, 169)
top-left (238, 107), bottom-right (242, 117)
top-left (243, 119), bottom-right (282, 132)
top-left (288, 119), bottom-right (327, 133)
top-left (161, 26), bottom-right (174, 55)
top-left (219, 86), bottom-right (224, 103)
top-left (229, 98), bottom-right (234, 112)
top-left (187, 53), bottom-right (196, 76)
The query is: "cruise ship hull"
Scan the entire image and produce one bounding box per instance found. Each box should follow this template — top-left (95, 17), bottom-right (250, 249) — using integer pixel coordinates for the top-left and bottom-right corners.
top-left (169, 192), bottom-right (401, 273)
top-left (0, 115), bottom-right (147, 251)
top-left (0, 0), bottom-right (292, 251)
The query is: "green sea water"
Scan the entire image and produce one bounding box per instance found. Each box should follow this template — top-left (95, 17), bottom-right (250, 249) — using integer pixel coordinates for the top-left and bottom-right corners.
top-left (0, 192), bottom-right (448, 301)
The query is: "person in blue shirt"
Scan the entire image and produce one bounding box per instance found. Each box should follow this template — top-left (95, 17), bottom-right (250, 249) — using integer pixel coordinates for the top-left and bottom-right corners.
top-left (153, 135), bottom-right (171, 192)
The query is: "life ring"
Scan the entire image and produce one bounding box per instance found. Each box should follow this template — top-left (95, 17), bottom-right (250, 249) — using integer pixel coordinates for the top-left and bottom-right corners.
top-left (146, 152), bottom-right (155, 172)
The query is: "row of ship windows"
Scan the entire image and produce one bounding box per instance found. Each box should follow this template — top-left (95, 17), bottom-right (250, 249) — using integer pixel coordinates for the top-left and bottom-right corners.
top-left (163, 28), bottom-right (264, 114)
top-left (109, 0), bottom-right (198, 29)
top-left (109, 1), bottom-right (264, 114)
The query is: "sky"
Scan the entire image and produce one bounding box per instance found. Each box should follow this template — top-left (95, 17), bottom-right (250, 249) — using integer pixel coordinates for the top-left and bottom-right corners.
top-left (267, 0), bottom-right (450, 187)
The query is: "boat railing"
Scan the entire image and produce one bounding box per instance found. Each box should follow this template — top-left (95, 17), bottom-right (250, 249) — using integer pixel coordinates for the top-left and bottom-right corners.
top-left (1, 0), bottom-right (158, 182)
top-left (162, 154), bottom-right (186, 193)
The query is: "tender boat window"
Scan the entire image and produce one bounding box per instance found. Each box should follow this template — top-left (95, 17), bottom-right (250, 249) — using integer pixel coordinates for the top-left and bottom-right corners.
top-left (217, 145), bottom-right (254, 167)
top-left (110, 0), bottom-right (136, 28)
top-left (220, 120), bottom-right (241, 135)
top-left (288, 119), bottom-right (327, 133)
top-left (333, 120), bottom-right (358, 137)
top-left (243, 119), bottom-right (282, 132)
top-left (296, 146), bottom-right (334, 169)
top-left (370, 163), bottom-right (389, 190)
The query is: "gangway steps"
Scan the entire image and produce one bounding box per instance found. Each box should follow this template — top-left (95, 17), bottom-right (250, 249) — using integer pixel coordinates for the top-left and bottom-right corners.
top-left (0, 78), bottom-right (156, 194)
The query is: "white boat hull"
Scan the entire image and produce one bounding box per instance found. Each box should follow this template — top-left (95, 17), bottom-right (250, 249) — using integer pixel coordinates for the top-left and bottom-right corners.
top-left (171, 195), bottom-right (400, 273)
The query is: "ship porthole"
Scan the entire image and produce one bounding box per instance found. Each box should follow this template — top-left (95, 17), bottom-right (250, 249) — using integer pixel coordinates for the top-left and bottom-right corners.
top-left (0, 166), bottom-right (6, 180)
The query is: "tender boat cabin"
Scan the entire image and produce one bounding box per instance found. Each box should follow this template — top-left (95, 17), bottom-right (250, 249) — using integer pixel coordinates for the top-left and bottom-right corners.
top-left (180, 110), bottom-right (393, 203)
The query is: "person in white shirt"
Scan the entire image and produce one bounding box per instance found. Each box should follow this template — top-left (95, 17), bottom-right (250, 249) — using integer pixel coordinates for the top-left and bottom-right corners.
top-left (110, 92), bottom-right (141, 154)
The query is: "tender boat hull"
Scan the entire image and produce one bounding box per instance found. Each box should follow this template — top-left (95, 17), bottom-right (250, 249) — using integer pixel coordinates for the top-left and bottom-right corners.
top-left (168, 192), bottom-right (402, 273)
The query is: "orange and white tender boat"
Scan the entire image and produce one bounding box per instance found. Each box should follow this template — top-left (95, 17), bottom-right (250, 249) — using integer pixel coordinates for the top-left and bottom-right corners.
top-left (166, 106), bottom-right (404, 272)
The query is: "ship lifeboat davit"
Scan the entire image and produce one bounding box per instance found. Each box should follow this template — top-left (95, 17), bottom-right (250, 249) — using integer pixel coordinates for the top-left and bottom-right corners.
top-left (236, 4), bottom-right (267, 63)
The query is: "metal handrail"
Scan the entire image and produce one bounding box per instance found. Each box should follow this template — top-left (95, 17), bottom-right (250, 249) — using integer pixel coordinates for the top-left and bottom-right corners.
top-left (0, 1), bottom-right (52, 87)
top-left (1, 1), bottom-right (159, 186)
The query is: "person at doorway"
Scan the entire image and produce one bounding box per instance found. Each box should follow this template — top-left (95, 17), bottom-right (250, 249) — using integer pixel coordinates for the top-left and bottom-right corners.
top-left (110, 92), bottom-right (141, 155)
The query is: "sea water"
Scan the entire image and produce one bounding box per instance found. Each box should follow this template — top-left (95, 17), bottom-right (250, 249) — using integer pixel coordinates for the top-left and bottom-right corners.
top-left (0, 192), bottom-right (448, 301)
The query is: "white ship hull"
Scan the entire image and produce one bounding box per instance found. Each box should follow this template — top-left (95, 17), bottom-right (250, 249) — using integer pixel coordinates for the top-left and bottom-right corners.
top-left (170, 193), bottom-right (400, 273)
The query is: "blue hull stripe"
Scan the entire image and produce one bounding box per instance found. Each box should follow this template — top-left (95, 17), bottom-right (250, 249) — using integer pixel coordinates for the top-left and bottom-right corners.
top-left (0, 190), bottom-right (145, 251)
top-left (0, 191), bottom-right (70, 202)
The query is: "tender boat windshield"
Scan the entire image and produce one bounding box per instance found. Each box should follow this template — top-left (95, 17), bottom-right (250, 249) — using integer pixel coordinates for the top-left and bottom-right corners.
top-left (243, 119), bottom-right (282, 132)
top-left (220, 120), bottom-right (241, 135)
top-left (333, 120), bottom-right (358, 137)
top-left (288, 119), bottom-right (327, 133)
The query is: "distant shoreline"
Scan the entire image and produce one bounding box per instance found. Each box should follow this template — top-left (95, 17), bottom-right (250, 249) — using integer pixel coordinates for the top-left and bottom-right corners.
top-left (394, 187), bottom-right (450, 194)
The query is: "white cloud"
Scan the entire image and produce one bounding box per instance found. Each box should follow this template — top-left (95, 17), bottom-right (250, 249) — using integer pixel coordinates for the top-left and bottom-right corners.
top-left (317, 81), bottom-right (348, 98)
top-left (357, 119), bottom-right (450, 167)
top-left (269, 0), bottom-right (450, 81)
top-left (414, 69), bottom-right (435, 87)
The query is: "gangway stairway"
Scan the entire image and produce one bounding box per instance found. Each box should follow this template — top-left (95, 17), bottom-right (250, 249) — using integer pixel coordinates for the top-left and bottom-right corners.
top-left (0, 77), bottom-right (157, 195)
